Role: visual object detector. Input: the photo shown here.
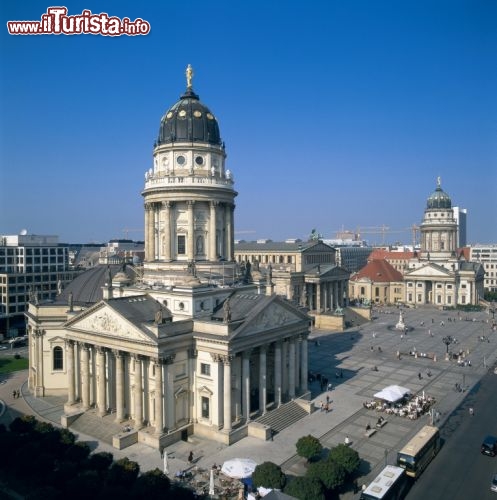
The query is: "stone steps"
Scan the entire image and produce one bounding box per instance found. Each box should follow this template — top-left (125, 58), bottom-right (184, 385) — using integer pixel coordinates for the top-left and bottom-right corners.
top-left (255, 401), bottom-right (308, 433)
top-left (69, 410), bottom-right (124, 444)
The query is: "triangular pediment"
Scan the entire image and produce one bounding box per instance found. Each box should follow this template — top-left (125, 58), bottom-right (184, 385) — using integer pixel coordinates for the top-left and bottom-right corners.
top-left (405, 263), bottom-right (453, 278)
top-left (302, 242), bottom-right (335, 254)
top-left (66, 302), bottom-right (156, 344)
top-left (232, 298), bottom-right (308, 339)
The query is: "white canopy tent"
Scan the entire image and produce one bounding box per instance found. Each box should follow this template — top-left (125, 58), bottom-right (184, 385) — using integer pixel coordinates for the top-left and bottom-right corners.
top-left (221, 458), bottom-right (257, 479)
top-left (374, 385), bottom-right (411, 403)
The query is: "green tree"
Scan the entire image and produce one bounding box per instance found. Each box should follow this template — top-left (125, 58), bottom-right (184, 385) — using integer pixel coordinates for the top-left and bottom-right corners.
top-left (64, 441), bottom-right (91, 464)
top-left (307, 459), bottom-right (346, 490)
top-left (86, 451), bottom-right (114, 474)
top-left (252, 461), bottom-right (286, 490)
top-left (107, 457), bottom-right (140, 488)
top-left (284, 476), bottom-right (324, 500)
top-left (133, 468), bottom-right (171, 499)
top-left (296, 435), bottom-right (323, 462)
top-left (327, 444), bottom-right (360, 476)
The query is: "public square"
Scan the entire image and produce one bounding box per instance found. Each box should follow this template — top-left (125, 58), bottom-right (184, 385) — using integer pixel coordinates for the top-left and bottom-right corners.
top-left (1, 305), bottom-right (496, 498)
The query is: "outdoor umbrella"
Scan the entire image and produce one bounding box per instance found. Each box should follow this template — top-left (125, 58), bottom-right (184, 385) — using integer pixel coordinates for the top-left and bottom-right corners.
top-left (221, 458), bottom-right (257, 479)
top-left (163, 450), bottom-right (169, 475)
top-left (209, 468), bottom-right (215, 495)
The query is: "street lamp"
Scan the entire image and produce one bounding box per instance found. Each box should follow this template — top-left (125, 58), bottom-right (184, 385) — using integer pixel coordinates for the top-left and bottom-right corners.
top-left (442, 336), bottom-right (452, 359)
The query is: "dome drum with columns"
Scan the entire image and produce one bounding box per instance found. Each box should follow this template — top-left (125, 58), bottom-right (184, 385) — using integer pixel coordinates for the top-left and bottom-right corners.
top-left (142, 65), bottom-right (238, 287)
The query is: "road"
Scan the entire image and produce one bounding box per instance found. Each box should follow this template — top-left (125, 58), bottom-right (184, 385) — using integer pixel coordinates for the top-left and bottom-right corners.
top-left (406, 366), bottom-right (497, 500)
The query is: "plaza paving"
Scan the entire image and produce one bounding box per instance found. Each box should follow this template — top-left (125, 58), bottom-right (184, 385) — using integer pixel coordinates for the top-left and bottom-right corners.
top-left (1, 306), bottom-right (496, 498)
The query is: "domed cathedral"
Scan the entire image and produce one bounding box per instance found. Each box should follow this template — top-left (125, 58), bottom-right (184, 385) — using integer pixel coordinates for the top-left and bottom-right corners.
top-left (25, 67), bottom-right (312, 451)
top-left (143, 64), bottom-right (237, 288)
top-left (404, 178), bottom-right (484, 307)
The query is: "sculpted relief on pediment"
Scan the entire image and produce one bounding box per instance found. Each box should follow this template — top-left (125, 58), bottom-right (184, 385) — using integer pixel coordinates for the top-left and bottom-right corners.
top-left (72, 308), bottom-right (140, 340)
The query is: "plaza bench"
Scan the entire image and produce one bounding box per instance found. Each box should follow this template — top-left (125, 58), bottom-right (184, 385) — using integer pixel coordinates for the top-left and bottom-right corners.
top-left (376, 419), bottom-right (388, 429)
top-left (365, 428), bottom-right (377, 438)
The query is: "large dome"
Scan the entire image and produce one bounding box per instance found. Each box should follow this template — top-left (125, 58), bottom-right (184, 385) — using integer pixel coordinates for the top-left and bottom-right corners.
top-left (157, 87), bottom-right (222, 146)
top-left (426, 181), bottom-right (452, 209)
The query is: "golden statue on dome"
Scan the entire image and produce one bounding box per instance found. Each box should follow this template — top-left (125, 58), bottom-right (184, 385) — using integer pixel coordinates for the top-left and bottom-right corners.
top-left (186, 64), bottom-right (194, 88)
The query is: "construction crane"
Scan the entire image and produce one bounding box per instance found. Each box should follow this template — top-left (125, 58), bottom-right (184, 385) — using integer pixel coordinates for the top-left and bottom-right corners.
top-left (335, 224), bottom-right (420, 247)
top-left (122, 228), bottom-right (143, 239)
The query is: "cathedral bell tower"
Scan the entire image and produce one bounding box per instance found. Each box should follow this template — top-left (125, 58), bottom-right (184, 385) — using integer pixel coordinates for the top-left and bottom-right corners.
top-left (141, 66), bottom-right (238, 286)
top-left (420, 177), bottom-right (458, 260)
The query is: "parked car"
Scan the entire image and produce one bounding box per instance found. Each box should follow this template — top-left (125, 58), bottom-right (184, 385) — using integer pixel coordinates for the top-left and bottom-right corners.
top-left (481, 436), bottom-right (497, 457)
top-left (491, 473), bottom-right (497, 492)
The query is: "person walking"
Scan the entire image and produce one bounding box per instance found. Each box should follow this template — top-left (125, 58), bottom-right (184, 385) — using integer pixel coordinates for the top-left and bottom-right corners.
top-left (469, 407), bottom-right (474, 416)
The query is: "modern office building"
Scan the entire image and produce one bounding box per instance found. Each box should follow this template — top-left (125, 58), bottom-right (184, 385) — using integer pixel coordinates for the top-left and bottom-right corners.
top-left (0, 233), bottom-right (74, 338)
top-left (468, 244), bottom-right (497, 292)
top-left (453, 206), bottom-right (467, 247)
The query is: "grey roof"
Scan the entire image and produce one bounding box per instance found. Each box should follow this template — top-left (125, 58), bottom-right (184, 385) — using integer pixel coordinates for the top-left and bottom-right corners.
top-left (212, 291), bottom-right (267, 322)
top-left (235, 240), bottom-right (331, 252)
top-left (106, 295), bottom-right (172, 328)
top-left (56, 265), bottom-right (131, 306)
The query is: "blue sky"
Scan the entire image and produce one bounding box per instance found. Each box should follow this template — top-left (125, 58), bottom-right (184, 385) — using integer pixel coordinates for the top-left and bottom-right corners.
top-left (1, 0), bottom-right (496, 245)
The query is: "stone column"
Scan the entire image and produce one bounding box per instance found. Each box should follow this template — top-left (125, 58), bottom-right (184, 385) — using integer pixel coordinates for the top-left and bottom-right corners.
top-left (259, 346), bottom-right (267, 414)
top-left (133, 355), bottom-right (143, 428)
top-left (66, 339), bottom-right (75, 405)
top-left (225, 204), bottom-right (234, 261)
top-left (35, 329), bottom-right (44, 392)
top-left (295, 338), bottom-right (301, 394)
top-left (114, 350), bottom-right (125, 422)
top-left (281, 340), bottom-right (288, 400)
top-left (209, 201), bottom-right (217, 261)
top-left (162, 201), bottom-right (171, 262)
top-left (222, 356), bottom-right (232, 431)
top-left (81, 344), bottom-right (90, 410)
top-left (145, 203), bottom-right (155, 261)
top-left (288, 338), bottom-right (296, 399)
top-left (300, 335), bottom-right (308, 393)
top-left (154, 358), bottom-right (164, 434)
top-left (316, 283), bottom-right (321, 312)
top-left (164, 354), bottom-right (176, 432)
top-left (242, 351), bottom-right (251, 422)
top-left (274, 341), bottom-right (282, 407)
top-left (187, 200), bottom-right (195, 261)
top-left (96, 347), bottom-right (107, 417)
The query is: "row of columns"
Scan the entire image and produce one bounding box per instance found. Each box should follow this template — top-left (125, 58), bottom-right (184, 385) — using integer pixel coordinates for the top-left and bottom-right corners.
top-left (33, 332), bottom-right (309, 437)
top-left (144, 200), bottom-right (235, 262)
top-left (302, 280), bottom-right (347, 311)
top-left (214, 334), bottom-right (308, 430)
top-left (65, 341), bottom-right (178, 434)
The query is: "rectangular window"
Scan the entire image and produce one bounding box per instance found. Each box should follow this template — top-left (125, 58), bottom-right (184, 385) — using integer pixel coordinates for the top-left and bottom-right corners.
top-left (178, 235), bottom-right (186, 255)
top-left (201, 396), bottom-right (210, 419)
top-left (462, 295), bottom-right (466, 304)
top-left (200, 363), bottom-right (211, 376)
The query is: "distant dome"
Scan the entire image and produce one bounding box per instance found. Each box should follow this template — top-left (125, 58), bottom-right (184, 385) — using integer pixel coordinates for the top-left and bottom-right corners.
top-left (157, 88), bottom-right (222, 146)
top-left (427, 180), bottom-right (451, 209)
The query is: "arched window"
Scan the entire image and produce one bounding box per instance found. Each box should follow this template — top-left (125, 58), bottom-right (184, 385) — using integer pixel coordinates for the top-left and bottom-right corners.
top-left (53, 346), bottom-right (63, 370)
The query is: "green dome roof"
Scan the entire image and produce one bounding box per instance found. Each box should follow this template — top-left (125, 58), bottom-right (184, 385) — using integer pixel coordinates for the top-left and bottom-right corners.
top-left (427, 180), bottom-right (452, 209)
top-left (157, 87), bottom-right (222, 146)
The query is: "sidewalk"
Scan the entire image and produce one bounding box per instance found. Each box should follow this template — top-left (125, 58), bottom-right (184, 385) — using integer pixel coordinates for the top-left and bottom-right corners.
top-left (1, 306), bottom-right (496, 498)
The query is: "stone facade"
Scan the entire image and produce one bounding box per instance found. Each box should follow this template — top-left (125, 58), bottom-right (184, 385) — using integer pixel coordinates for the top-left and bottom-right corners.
top-left (25, 68), bottom-right (310, 449)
